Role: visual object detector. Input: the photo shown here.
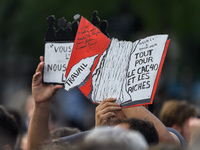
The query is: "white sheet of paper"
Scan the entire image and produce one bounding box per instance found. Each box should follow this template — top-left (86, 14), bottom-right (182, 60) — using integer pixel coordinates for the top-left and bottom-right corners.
top-left (124, 35), bottom-right (168, 102)
top-left (43, 42), bottom-right (73, 83)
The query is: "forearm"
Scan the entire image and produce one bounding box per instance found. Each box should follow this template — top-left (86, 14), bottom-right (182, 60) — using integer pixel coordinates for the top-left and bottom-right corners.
top-left (27, 101), bottom-right (51, 150)
top-left (122, 106), bottom-right (179, 144)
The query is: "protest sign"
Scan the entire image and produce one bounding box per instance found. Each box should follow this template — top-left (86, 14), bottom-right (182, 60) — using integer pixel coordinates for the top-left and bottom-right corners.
top-left (64, 17), bottom-right (170, 107)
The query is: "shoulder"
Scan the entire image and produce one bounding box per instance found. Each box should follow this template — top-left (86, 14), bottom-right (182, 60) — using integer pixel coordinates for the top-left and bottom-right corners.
top-left (167, 127), bottom-right (186, 147)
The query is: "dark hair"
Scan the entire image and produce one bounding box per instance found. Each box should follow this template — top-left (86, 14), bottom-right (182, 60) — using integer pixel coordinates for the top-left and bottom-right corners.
top-left (116, 118), bottom-right (159, 145)
top-left (159, 100), bottom-right (197, 127)
top-left (0, 105), bottom-right (19, 149)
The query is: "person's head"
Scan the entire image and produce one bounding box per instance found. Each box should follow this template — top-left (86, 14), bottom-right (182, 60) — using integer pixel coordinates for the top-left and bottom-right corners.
top-left (50, 127), bottom-right (81, 139)
top-left (159, 100), bottom-right (197, 143)
top-left (80, 126), bottom-right (148, 150)
top-left (114, 118), bottom-right (159, 145)
top-left (0, 105), bottom-right (19, 150)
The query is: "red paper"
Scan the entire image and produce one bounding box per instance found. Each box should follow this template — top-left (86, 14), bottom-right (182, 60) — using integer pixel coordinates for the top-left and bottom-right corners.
top-left (65, 17), bottom-right (111, 97)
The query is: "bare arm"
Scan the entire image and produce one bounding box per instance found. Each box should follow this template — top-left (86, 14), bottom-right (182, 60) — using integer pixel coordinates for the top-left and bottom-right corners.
top-left (122, 106), bottom-right (180, 145)
top-left (27, 56), bottom-right (63, 150)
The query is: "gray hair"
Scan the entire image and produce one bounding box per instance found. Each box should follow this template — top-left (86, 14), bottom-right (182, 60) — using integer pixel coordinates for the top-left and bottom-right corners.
top-left (83, 126), bottom-right (148, 150)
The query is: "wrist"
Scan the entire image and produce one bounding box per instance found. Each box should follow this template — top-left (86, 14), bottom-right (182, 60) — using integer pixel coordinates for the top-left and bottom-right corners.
top-left (34, 100), bottom-right (51, 110)
top-left (32, 101), bottom-right (50, 122)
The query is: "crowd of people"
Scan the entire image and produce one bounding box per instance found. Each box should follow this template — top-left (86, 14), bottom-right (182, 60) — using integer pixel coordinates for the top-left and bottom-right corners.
top-left (1, 56), bottom-right (200, 150)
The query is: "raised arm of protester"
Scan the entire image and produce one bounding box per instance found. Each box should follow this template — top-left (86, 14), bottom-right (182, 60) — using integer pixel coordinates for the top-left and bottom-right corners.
top-left (95, 98), bottom-right (182, 146)
top-left (27, 56), bottom-right (63, 150)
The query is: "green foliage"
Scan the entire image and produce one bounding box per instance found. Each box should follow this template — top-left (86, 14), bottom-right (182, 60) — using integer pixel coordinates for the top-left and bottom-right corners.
top-left (1, 0), bottom-right (200, 76)
top-left (0, 0), bottom-right (120, 57)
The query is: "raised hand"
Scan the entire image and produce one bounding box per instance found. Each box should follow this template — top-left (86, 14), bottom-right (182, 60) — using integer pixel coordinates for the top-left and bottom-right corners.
top-left (95, 98), bottom-right (122, 127)
top-left (32, 56), bottom-right (63, 104)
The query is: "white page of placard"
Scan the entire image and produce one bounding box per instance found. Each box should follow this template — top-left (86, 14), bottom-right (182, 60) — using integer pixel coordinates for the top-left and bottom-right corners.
top-left (90, 35), bottom-right (168, 105)
top-left (124, 35), bottom-right (168, 102)
top-left (43, 42), bottom-right (73, 84)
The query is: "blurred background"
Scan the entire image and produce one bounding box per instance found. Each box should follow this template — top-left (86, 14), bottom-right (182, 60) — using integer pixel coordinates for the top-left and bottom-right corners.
top-left (0, 0), bottom-right (200, 134)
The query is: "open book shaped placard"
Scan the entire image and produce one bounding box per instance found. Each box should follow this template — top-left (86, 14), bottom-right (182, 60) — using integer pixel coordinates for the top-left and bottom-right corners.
top-left (64, 16), bottom-right (170, 108)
